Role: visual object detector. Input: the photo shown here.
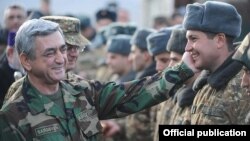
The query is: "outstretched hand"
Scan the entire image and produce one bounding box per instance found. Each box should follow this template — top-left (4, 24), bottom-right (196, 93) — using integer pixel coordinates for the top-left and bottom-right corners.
top-left (182, 52), bottom-right (200, 73)
top-left (101, 120), bottom-right (121, 138)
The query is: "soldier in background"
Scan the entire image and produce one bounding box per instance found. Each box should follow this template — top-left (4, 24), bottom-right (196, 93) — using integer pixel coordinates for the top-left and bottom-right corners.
top-left (0, 31), bottom-right (25, 107)
top-left (91, 8), bottom-right (117, 49)
top-left (129, 28), bottom-right (157, 79)
top-left (95, 23), bottom-right (137, 81)
top-left (184, 1), bottom-right (249, 124)
top-left (153, 16), bottom-right (170, 31)
top-left (0, 4), bottom-right (27, 54)
top-left (101, 35), bottom-right (136, 141)
top-left (106, 35), bottom-right (135, 83)
top-left (232, 33), bottom-right (250, 124)
top-left (123, 28), bottom-right (156, 141)
top-left (152, 28), bottom-right (199, 141)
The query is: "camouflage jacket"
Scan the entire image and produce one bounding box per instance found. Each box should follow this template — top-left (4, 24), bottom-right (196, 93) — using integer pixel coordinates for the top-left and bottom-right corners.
top-left (153, 85), bottom-right (195, 141)
top-left (191, 58), bottom-right (250, 124)
top-left (0, 62), bottom-right (194, 141)
top-left (4, 72), bottom-right (84, 102)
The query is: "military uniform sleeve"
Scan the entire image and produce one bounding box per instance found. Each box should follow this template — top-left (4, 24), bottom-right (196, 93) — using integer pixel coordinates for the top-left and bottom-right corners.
top-left (85, 62), bottom-right (194, 119)
top-left (0, 112), bottom-right (24, 141)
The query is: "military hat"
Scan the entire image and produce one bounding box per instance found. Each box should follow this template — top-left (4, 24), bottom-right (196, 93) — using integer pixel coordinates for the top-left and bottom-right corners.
top-left (166, 29), bottom-right (187, 55)
top-left (41, 16), bottom-right (90, 47)
top-left (183, 1), bottom-right (241, 38)
top-left (96, 9), bottom-right (117, 22)
top-left (107, 35), bottom-right (132, 56)
top-left (130, 28), bottom-right (156, 51)
top-left (147, 28), bottom-right (172, 56)
top-left (233, 33), bottom-right (250, 69)
top-left (103, 22), bottom-right (137, 41)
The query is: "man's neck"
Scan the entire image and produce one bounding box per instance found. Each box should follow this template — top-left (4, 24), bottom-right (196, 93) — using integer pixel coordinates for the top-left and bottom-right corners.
top-left (210, 51), bottom-right (234, 73)
top-left (119, 64), bottom-right (132, 77)
top-left (27, 75), bottom-right (59, 95)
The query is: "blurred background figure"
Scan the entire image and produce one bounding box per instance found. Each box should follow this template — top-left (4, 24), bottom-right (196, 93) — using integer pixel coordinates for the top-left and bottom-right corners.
top-left (124, 28), bottom-right (156, 141)
top-left (0, 31), bottom-right (25, 108)
top-left (153, 15), bottom-right (170, 31)
top-left (28, 0), bottom-right (51, 19)
top-left (117, 8), bottom-right (130, 23)
top-left (0, 4), bottom-right (27, 107)
top-left (94, 22), bottom-right (137, 81)
top-left (106, 35), bottom-right (135, 82)
top-left (129, 28), bottom-right (157, 79)
top-left (90, 8), bottom-right (117, 49)
top-left (78, 15), bottom-right (96, 42)
top-left (0, 4), bottom-right (27, 56)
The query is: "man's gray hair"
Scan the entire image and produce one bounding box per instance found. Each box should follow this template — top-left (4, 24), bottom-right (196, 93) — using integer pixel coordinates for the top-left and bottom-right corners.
top-left (15, 19), bottom-right (64, 59)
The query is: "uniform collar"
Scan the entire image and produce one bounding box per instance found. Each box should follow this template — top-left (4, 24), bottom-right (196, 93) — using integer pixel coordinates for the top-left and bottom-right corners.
top-left (22, 76), bottom-right (82, 116)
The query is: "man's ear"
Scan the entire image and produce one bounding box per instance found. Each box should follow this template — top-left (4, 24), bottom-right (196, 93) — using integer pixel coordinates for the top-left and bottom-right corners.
top-left (6, 47), bottom-right (14, 58)
top-left (20, 53), bottom-right (31, 71)
top-left (143, 51), bottom-right (151, 61)
top-left (215, 33), bottom-right (226, 49)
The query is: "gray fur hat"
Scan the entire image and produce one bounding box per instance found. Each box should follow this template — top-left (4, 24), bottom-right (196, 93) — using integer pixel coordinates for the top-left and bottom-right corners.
top-left (147, 28), bottom-right (172, 56)
top-left (107, 35), bottom-right (132, 56)
top-left (167, 29), bottom-right (187, 55)
top-left (130, 28), bottom-right (156, 50)
top-left (183, 1), bottom-right (241, 38)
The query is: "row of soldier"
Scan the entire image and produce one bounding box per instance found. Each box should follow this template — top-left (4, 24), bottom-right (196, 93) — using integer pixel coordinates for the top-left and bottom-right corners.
top-left (0, 1), bottom-right (250, 141)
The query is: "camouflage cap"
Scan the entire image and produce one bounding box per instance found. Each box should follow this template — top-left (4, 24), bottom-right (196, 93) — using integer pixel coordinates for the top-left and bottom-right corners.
top-left (233, 33), bottom-right (250, 69)
top-left (41, 16), bottom-right (90, 47)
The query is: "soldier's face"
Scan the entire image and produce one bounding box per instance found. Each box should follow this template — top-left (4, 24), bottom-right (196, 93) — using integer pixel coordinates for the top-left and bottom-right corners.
top-left (241, 67), bottom-right (250, 95)
top-left (26, 31), bottom-right (67, 84)
top-left (66, 44), bottom-right (80, 72)
top-left (168, 51), bottom-right (182, 68)
top-left (106, 53), bottom-right (129, 75)
top-left (155, 52), bottom-right (170, 72)
top-left (129, 45), bottom-right (147, 72)
top-left (4, 8), bottom-right (26, 30)
top-left (185, 30), bottom-right (220, 72)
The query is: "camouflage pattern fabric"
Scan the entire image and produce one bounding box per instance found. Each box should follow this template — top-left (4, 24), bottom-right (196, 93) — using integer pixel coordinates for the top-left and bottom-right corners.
top-left (0, 62), bottom-right (194, 141)
top-left (191, 64), bottom-right (250, 124)
top-left (246, 112), bottom-right (250, 124)
top-left (4, 72), bottom-right (84, 103)
top-left (233, 33), bottom-right (250, 69)
top-left (154, 85), bottom-right (192, 141)
top-left (124, 105), bottom-right (157, 141)
top-left (4, 77), bottom-right (24, 102)
top-left (41, 16), bottom-right (90, 47)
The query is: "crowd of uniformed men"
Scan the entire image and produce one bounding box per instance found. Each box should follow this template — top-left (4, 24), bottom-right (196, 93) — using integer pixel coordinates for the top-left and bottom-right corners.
top-left (0, 0), bottom-right (250, 141)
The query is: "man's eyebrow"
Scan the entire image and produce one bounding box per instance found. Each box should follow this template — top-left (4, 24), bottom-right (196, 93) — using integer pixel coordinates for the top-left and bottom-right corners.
top-left (44, 47), bottom-right (56, 52)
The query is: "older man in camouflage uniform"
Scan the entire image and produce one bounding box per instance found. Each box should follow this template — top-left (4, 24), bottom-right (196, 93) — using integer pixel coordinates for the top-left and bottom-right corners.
top-left (184, 1), bottom-right (249, 124)
top-left (0, 18), bottom-right (197, 141)
top-left (4, 16), bottom-right (89, 101)
top-left (232, 33), bottom-right (250, 124)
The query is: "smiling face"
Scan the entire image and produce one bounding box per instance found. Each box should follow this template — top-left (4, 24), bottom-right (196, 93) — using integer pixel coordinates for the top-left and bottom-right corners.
top-left (66, 44), bottom-right (80, 71)
top-left (185, 30), bottom-right (220, 71)
top-left (24, 31), bottom-right (67, 84)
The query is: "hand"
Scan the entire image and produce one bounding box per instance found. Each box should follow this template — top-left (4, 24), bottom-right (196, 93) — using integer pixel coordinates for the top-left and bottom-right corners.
top-left (182, 52), bottom-right (200, 73)
top-left (101, 120), bottom-right (121, 138)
